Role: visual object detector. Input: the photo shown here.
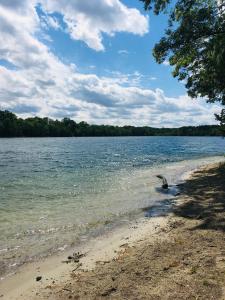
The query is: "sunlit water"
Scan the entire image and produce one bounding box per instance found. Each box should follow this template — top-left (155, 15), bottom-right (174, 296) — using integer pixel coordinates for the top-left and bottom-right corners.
top-left (0, 136), bottom-right (225, 278)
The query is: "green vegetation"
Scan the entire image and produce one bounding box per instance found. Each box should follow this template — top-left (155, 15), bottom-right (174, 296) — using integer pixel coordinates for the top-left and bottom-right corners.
top-left (215, 108), bottom-right (225, 135)
top-left (140, 0), bottom-right (225, 120)
top-left (0, 110), bottom-right (221, 137)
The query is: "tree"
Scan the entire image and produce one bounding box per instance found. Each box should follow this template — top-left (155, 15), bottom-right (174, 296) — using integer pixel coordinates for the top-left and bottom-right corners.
top-left (0, 110), bottom-right (221, 137)
top-left (0, 110), bottom-right (20, 137)
top-left (140, 0), bottom-right (225, 119)
top-left (215, 108), bottom-right (225, 134)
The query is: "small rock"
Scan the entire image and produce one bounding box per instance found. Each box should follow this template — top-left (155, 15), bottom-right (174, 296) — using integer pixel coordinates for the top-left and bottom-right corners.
top-left (36, 276), bottom-right (42, 282)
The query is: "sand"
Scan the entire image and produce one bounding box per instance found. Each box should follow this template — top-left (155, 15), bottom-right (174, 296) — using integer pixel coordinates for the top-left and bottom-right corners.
top-left (1, 161), bottom-right (225, 299)
top-left (0, 214), bottom-right (168, 299)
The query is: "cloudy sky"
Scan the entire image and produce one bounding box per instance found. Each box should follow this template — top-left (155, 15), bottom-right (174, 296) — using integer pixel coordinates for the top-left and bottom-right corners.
top-left (0, 0), bottom-right (221, 127)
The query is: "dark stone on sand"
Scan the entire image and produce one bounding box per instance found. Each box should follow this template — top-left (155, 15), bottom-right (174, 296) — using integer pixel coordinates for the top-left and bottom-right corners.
top-left (36, 276), bottom-right (42, 282)
top-left (162, 183), bottom-right (169, 189)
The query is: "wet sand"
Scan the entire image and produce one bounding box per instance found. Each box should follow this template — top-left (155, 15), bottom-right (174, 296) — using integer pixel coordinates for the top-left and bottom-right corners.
top-left (1, 161), bottom-right (225, 299)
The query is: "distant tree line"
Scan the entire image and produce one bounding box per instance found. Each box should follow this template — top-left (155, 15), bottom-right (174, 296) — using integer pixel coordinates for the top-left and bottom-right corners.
top-left (0, 110), bottom-right (222, 137)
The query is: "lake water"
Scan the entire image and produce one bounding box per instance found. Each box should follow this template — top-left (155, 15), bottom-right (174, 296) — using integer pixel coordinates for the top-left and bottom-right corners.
top-left (0, 136), bottom-right (225, 278)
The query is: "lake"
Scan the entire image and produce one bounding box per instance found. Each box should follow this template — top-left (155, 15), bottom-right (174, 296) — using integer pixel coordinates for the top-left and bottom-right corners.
top-left (0, 136), bottom-right (225, 278)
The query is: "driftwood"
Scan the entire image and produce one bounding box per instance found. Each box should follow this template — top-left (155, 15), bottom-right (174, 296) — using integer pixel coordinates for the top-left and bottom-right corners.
top-left (156, 175), bottom-right (168, 189)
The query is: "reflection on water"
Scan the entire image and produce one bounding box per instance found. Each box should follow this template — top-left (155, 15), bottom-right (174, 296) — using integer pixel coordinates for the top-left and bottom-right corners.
top-left (0, 136), bottom-right (225, 277)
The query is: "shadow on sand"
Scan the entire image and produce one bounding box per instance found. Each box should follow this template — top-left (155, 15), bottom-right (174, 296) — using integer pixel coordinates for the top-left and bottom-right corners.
top-left (174, 162), bottom-right (225, 231)
top-left (143, 162), bottom-right (225, 232)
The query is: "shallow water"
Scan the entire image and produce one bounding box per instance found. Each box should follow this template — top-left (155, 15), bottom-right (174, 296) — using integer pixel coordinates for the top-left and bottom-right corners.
top-left (0, 136), bottom-right (225, 277)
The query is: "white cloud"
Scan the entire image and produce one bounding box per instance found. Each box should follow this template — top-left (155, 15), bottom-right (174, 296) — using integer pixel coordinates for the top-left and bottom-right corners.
top-left (0, 0), bottom-right (221, 127)
top-left (40, 14), bottom-right (61, 30)
top-left (40, 0), bottom-right (149, 51)
top-left (118, 49), bottom-right (129, 55)
top-left (163, 60), bottom-right (170, 66)
top-left (0, 61), bottom-right (220, 126)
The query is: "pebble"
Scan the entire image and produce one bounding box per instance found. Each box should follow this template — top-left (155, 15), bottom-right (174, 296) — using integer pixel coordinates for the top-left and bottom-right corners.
top-left (36, 276), bottom-right (42, 282)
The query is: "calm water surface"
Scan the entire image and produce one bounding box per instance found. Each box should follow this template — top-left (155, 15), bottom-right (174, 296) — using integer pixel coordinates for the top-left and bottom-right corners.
top-left (0, 136), bottom-right (225, 277)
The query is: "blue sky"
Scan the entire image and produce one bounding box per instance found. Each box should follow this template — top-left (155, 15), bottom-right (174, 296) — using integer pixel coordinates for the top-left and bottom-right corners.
top-left (0, 0), bottom-right (221, 127)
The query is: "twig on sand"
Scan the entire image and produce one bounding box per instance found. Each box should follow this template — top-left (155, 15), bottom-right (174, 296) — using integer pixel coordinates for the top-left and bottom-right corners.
top-left (72, 263), bottom-right (82, 272)
top-left (62, 288), bottom-right (72, 292)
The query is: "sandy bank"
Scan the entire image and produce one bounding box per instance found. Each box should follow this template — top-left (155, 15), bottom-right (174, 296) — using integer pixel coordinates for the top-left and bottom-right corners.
top-left (0, 214), bottom-right (168, 299)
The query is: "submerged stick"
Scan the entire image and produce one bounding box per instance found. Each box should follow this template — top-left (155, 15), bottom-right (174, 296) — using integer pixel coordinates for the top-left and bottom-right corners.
top-left (156, 175), bottom-right (168, 189)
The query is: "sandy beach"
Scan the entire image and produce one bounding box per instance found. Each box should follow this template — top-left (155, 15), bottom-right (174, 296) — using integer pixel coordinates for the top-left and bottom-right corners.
top-left (1, 161), bottom-right (225, 299)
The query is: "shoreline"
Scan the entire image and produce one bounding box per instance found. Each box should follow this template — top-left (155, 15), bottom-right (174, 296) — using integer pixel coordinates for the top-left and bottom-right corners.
top-left (2, 156), bottom-right (223, 278)
top-left (0, 215), bottom-right (169, 300)
top-left (38, 160), bottom-right (225, 299)
top-left (1, 158), bottom-right (225, 299)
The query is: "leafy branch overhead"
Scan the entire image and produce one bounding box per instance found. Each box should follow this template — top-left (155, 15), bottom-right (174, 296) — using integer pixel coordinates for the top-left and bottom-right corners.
top-left (140, 0), bottom-right (225, 107)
